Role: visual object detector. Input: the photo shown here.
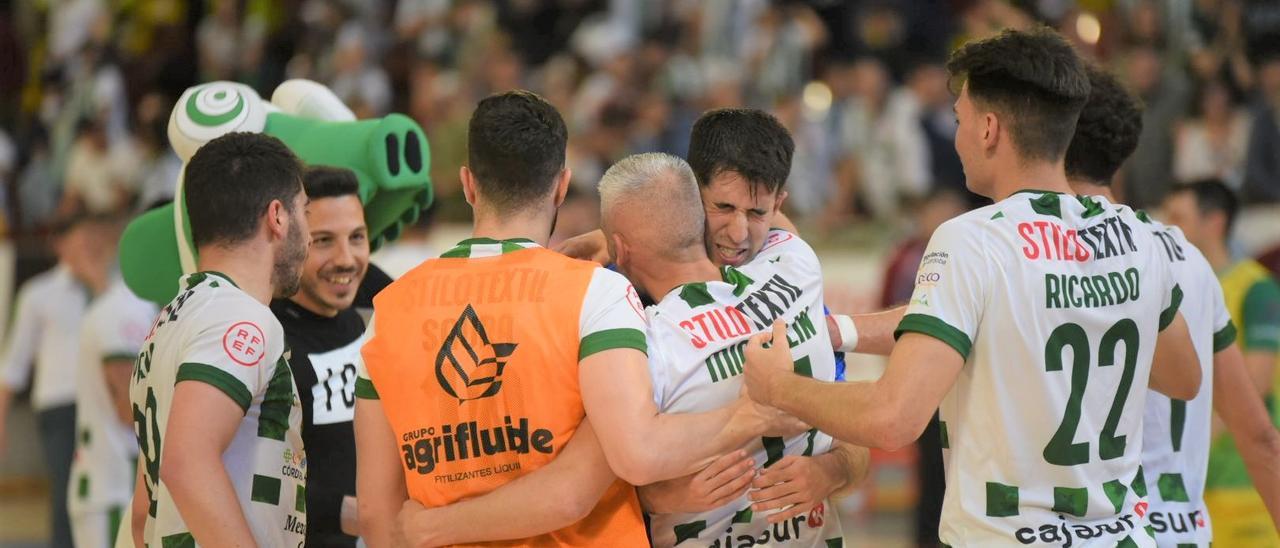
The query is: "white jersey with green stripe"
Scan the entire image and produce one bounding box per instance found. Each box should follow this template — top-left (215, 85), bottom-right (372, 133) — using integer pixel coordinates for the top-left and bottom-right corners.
top-left (647, 229), bottom-right (843, 548)
top-left (70, 279), bottom-right (156, 515)
top-left (1139, 217), bottom-right (1234, 546)
top-left (130, 271), bottom-right (306, 547)
top-left (899, 191), bottom-right (1181, 547)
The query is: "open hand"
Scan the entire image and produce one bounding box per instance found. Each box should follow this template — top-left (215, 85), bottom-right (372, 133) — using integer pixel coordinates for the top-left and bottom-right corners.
top-left (749, 455), bottom-right (841, 524)
top-left (639, 450), bottom-right (755, 514)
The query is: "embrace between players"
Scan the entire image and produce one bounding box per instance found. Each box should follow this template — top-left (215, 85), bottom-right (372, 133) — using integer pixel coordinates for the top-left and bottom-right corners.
top-left (127, 26), bottom-right (1280, 548)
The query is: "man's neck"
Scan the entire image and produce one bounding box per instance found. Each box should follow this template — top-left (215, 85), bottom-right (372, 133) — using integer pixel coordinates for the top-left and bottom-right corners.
top-left (1202, 241), bottom-right (1233, 273)
top-left (197, 244), bottom-right (274, 305)
top-left (471, 209), bottom-right (555, 246)
top-left (640, 257), bottom-right (724, 303)
top-left (1066, 178), bottom-right (1118, 203)
top-left (990, 159), bottom-right (1074, 201)
top-left (289, 293), bottom-right (339, 318)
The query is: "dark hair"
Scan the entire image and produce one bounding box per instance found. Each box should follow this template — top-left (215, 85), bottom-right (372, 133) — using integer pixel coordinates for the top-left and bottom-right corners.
top-left (184, 132), bottom-right (304, 248)
top-left (304, 166), bottom-right (360, 200)
top-left (946, 26), bottom-right (1091, 162)
top-left (467, 90), bottom-right (567, 212)
top-left (1064, 63), bottom-right (1144, 185)
top-left (1169, 178), bottom-right (1239, 237)
top-left (688, 108), bottom-right (794, 195)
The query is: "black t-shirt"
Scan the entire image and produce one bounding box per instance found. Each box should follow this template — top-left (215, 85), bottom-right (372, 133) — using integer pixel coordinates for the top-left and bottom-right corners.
top-left (270, 265), bottom-right (391, 547)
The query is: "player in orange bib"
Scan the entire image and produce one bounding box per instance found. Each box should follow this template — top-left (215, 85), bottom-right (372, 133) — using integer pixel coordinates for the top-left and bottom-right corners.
top-left (354, 90), bottom-right (802, 547)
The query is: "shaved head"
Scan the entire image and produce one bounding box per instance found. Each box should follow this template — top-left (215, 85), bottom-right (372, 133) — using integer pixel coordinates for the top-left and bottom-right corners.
top-left (599, 153), bottom-right (707, 264)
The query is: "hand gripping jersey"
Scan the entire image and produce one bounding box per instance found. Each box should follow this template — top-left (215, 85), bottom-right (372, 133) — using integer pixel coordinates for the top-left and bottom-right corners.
top-left (647, 229), bottom-right (843, 548)
top-left (356, 237), bottom-right (650, 546)
top-left (130, 272), bottom-right (306, 547)
top-left (897, 191), bottom-right (1182, 547)
top-left (69, 279), bottom-right (156, 547)
top-left (1136, 217), bottom-right (1235, 547)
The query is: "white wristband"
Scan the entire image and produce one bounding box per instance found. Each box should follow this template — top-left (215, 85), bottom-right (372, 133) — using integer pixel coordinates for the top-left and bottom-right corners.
top-left (833, 314), bottom-right (859, 353)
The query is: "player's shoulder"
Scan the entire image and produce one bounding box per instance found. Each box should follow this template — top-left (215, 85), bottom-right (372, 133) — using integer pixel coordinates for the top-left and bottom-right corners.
top-left (752, 228), bottom-right (821, 266)
top-left (180, 272), bottom-right (281, 335)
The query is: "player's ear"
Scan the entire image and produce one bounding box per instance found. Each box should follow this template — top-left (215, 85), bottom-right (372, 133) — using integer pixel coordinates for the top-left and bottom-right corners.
top-left (266, 199), bottom-right (289, 240)
top-left (773, 189), bottom-right (788, 212)
top-left (982, 112), bottom-right (999, 153)
top-left (460, 166), bottom-right (478, 206)
top-left (612, 232), bottom-right (629, 270)
top-left (552, 167), bottom-right (572, 208)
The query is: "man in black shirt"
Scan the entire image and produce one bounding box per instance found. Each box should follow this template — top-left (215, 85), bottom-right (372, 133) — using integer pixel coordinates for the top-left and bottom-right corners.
top-left (272, 167), bottom-right (390, 547)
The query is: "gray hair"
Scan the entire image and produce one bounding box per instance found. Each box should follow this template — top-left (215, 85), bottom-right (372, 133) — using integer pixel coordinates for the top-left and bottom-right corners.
top-left (598, 153), bottom-right (706, 257)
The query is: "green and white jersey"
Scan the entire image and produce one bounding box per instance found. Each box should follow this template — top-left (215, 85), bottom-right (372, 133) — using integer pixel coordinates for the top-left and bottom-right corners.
top-left (130, 272), bottom-right (306, 547)
top-left (1140, 218), bottom-right (1234, 546)
top-left (647, 229), bottom-right (843, 548)
top-left (898, 192), bottom-right (1182, 547)
top-left (69, 279), bottom-right (156, 515)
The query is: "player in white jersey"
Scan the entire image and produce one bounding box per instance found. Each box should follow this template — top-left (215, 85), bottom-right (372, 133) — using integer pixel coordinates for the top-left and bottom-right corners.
top-left (1063, 63), bottom-right (1280, 545)
top-left (69, 221), bottom-right (158, 548)
top-left (128, 132), bottom-right (311, 547)
top-left (742, 27), bottom-right (1202, 547)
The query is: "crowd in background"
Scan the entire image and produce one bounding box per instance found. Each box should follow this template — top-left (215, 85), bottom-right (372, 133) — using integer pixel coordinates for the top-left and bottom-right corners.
top-left (3, 0), bottom-right (1280, 246)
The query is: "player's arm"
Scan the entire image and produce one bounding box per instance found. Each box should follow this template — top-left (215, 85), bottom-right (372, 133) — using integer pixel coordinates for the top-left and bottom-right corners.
top-left (160, 381), bottom-right (256, 546)
top-left (745, 321), bottom-right (963, 450)
top-left (827, 306), bottom-right (907, 356)
top-left (0, 284), bottom-right (41, 452)
top-left (1212, 339), bottom-right (1280, 529)
top-left (130, 458), bottom-right (146, 547)
top-left (393, 419), bottom-right (618, 547)
top-left (1150, 310), bottom-right (1202, 401)
top-left (553, 229), bottom-right (610, 264)
top-left (104, 355), bottom-right (135, 425)
top-left (580, 347), bottom-right (791, 485)
top-left (354, 396), bottom-right (408, 548)
top-left (748, 441), bottom-right (870, 523)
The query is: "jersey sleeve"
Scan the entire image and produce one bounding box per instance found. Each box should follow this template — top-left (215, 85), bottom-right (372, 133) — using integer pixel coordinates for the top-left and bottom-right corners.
top-left (1208, 270), bottom-right (1238, 353)
top-left (894, 216), bottom-right (992, 360)
top-left (174, 297), bottom-right (284, 413)
top-left (1241, 279), bottom-right (1280, 352)
top-left (354, 315), bottom-right (379, 400)
top-left (100, 298), bottom-right (155, 361)
top-left (578, 268), bottom-right (648, 361)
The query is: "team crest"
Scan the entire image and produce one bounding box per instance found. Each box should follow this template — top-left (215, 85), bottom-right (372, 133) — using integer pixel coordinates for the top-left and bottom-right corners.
top-left (434, 304), bottom-right (517, 403)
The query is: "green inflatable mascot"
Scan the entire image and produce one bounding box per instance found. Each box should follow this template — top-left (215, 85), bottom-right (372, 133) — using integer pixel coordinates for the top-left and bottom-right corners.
top-left (119, 80), bottom-right (433, 305)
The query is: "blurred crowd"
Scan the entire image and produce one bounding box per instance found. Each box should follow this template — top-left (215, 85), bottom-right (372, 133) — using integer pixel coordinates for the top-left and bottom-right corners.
top-left (3, 0), bottom-right (1280, 240)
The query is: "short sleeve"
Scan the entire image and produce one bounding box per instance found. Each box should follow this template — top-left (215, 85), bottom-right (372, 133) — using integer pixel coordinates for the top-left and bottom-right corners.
top-left (174, 299), bottom-right (283, 413)
top-left (1241, 280), bottom-right (1280, 352)
top-left (100, 297), bottom-right (156, 361)
top-left (354, 315), bottom-right (379, 400)
top-left (894, 217), bottom-right (991, 360)
top-left (578, 268), bottom-right (648, 361)
top-left (1207, 268), bottom-right (1237, 353)
top-left (1157, 253), bottom-right (1183, 332)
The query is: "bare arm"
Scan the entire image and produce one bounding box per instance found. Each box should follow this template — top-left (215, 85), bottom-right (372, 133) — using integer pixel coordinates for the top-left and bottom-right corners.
top-left (160, 381), bottom-right (256, 547)
top-left (104, 359), bottom-right (134, 426)
top-left (580, 347), bottom-right (787, 485)
top-left (130, 458), bottom-right (147, 547)
top-left (744, 321), bottom-right (963, 450)
top-left (354, 397), bottom-right (409, 548)
top-left (394, 420), bottom-right (618, 547)
top-left (1150, 312), bottom-right (1202, 400)
top-left (1243, 350), bottom-right (1277, 397)
top-left (1212, 342), bottom-right (1280, 529)
top-left (827, 306), bottom-right (907, 356)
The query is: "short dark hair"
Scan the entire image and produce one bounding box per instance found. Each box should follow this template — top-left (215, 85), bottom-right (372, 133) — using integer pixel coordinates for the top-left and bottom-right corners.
top-left (184, 132), bottom-right (304, 248)
top-left (688, 108), bottom-right (794, 195)
top-left (467, 90), bottom-right (567, 212)
top-left (304, 166), bottom-right (360, 200)
top-left (1169, 178), bottom-right (1239, 237)
top-left (1064, 63), bottom-right (1144, 185)
top-left (947, 26), bottom-right (1091, 162)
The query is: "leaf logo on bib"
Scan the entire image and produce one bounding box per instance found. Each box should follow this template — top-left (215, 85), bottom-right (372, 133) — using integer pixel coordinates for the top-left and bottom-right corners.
top-left (434, 304), bottom-right (517, 403)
